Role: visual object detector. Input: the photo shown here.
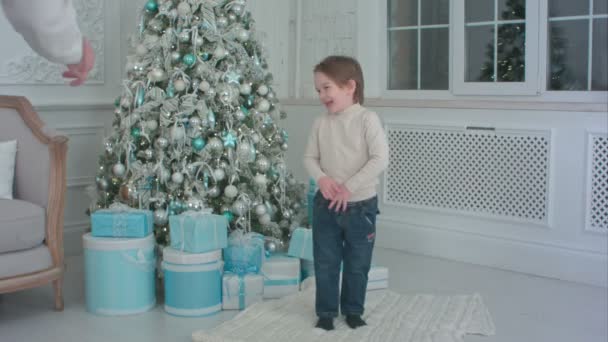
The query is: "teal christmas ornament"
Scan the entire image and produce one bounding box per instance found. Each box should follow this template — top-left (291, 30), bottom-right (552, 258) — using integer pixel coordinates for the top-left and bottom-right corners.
top-left (244, 95), bottom-right (255, 109)
top-left (207, 111), bottom-right (216, 129)
top-left (222, 131), bottom-right (237, 148)
top-left (240, 105), bottom-right (249, 116)
top-left (145, 0), bottom-right (158, 12)
top-left (114, 97), bottom-right (121, 107)
top-left (192, 137), bottom-right (206, 151)
top-left (136, 86), bottom-right (145, 107)
top-left (166, 81), bottom-right (175, 98)
top-left (131, 127), bottom-right (142, 139)
top-left (200, 52), bottom-right (211, 61)
top-left (223, 210), bottom-right (234, 222)
top-left (182, 53), bottom-right (196, 66)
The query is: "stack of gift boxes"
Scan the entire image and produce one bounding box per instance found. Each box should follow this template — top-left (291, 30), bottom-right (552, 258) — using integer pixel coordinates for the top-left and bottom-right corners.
top-left (85, 205), bottom-right (303, 317)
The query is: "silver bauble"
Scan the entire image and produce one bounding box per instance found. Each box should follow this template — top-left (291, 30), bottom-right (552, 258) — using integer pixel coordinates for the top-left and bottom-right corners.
top-left (206, 137), bottom-right (224, 154)
top-left (264, 240), bottom-right (277, 254)
top-left (146, 119), bottom-right (158, 130)
top-left (97, 178), bottom-right (109, 190)
top-left (199, 80), bottom-right (211, 92)
top-left (213, 46), bottom-right (227, 59)
top-left (189, 117), bottom-right (201, 127)
top-left (112, 163), bottom-right (126, 177)
top-left (236, 28), bottom-right (250, 42)
top-left (282, 210), bottom-right (292, 219)
top-left (171, 51), bottom-right (181, 63)
top-left (256, 99), bottom-right (270, 112)
top-left (254, 173), bottom-right (268, 187)
top-left (257, 84), bottom-right (269, 96)
top-left (255, 204), bottom-right (267, 216)
top-left (224, 184), bottom-right (238, 198)
top-left (144, 149), bottom-right (154, 160)
top-left (217, 16), bottom-right (228, 28)
top-left (232, 4), bottom-right (244, 16)
top-left (232, 200), bottom-right (248, 216)
top-left (174, 79), bottom-right (187, 92)
top-left (171, 172), bottom-right (184, 184)
top-left (255, 156), bottom-right (270, 172)
top-left (281, 143), bottom-right (289, 151)
top-left (156, 137), bottom-right (169, 149)
top-left (239, 83), bottom-right (251, 95)
top-left (213, 168), bottom-right (225, 181)
top-left (179, 31), bottom-right (191, 43)
top-left (234, 108), bottom-right (247, 121)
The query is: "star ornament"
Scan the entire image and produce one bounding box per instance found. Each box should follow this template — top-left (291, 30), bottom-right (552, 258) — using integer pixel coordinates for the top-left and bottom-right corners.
top-left (222, 131), bottom-right (237, 148)
top-left (224, 69), bottom-right (242, 86)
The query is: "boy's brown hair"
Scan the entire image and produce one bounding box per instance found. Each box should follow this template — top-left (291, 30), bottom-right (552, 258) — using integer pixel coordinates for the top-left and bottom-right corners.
top-left (314, 55), bottom-right (365, 105)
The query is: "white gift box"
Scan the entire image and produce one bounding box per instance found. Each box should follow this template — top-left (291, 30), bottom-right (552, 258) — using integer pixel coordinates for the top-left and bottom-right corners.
top-left (222, 273), bottom-right (264, 310)
top-left (367, 265), bottom-right (389, 291)
top-left (261, 254), bottom-right (300, 299)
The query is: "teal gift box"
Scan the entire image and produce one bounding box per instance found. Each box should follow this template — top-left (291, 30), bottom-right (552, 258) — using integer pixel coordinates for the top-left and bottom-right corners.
top-left (223, 231), bottom-right (265, 275)
top-left (287, 227), bottom-right (313, 261)
top-left (169, 210), bottom-right (228, 253)
top-left (91, 204), bottom-right (153, 238)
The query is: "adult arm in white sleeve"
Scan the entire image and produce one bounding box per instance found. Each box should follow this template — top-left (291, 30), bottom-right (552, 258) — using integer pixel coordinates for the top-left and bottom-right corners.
top-left (2, 0), bottom-right (83, 64)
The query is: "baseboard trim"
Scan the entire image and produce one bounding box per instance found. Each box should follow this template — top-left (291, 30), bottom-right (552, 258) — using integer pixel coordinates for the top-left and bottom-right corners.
top-left (376, 217), bottom-right (607, 288)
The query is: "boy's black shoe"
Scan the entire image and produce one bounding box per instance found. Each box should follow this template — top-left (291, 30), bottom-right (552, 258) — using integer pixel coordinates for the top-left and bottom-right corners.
top-left (315, 317), bottom-right (334, 331)
top-left (346, 315), bottom-right (367, 329)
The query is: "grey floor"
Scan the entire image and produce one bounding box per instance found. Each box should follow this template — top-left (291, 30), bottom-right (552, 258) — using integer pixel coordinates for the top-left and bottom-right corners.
top-left (1, 247), bottom-right (606, 342)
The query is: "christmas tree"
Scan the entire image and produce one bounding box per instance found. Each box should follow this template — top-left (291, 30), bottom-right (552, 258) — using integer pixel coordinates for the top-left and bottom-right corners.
top-left (89, 0), bottom-right (306, 248)
top-left (477, 0), bottom-right (525, 82)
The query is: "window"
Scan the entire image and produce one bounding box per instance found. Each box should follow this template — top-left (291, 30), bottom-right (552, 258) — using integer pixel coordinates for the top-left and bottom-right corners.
top-left (384, 0), bottom-right (608, 96)
top-left (453, 0), bottom-right (539, 94)
top-left (547, 0), bottom-right (608, 91)
top-left (387, 0), bottom-right (450, 90)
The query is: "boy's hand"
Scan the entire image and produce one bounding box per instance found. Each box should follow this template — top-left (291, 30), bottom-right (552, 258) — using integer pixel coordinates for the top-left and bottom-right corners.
top-left (318, 176), bottom-right (340, 200)
top-left (329, 184), bottom-right (351, 212)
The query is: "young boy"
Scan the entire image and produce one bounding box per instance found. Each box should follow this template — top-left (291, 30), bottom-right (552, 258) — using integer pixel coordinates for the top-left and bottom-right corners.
top-left (303, 55), bottom-right (389, 331)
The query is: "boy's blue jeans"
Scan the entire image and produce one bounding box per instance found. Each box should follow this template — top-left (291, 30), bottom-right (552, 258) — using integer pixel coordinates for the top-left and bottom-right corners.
top-left (312, 191), bottom-right (378, 318)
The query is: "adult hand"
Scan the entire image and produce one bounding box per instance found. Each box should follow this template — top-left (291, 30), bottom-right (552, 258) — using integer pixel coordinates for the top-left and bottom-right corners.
top-left (318, 176), bottom-right (340, 200)
top-left (328, 184), bottom-right (351, 212)
top-left (62, 38), bottom-right (95, 86)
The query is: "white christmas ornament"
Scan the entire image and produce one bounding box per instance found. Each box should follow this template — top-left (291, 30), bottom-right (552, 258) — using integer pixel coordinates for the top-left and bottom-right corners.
top-left (257, 85), bottom-right (269, 96)
top-left (257, 99), bottom-right (270, 112)
top-left (135, 44), bottom-right (148, 56)
top-left (171, 172), bottom-right (184, 184)
top-left (213, 168), bottom-right (226, 181)
top-left (174, 79), bottom-right (187, 92)
top-left (112, 163), bottom-right (126, 177)
top-left (146, 119), bottom-right (158, 130)
top-left (199, 80), bottom-right (211, 92)
top-left (224, 185), bottom-right (238, 198)
top-left (239, 83), bottom-right (251, 95)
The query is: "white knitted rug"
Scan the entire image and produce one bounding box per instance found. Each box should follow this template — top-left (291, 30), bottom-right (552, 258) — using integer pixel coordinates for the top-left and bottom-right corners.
top-left (192, 279), bottom-right (495, 342)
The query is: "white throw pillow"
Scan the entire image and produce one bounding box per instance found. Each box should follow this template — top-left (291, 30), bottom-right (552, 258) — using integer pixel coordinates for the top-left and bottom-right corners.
top-left (0, 140), bottom-right (17, 199)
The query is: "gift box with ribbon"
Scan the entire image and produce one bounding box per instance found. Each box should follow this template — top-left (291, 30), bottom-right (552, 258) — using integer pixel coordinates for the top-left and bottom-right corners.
top-left (261, 253), bottom-right (300, 299)
top-left (91, 203), bottom-right (153, 238)
top-left (169, 210), bottom-right (228, 253)
top-left (287, 227), bottom-right (313, 261)
top-left (221, 273), bottom-right (264, 310)
top-left (223, 230), bottom-right (265, 275)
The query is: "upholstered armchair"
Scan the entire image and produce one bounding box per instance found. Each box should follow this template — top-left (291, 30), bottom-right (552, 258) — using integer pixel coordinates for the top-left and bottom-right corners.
top-left (0, 95), bottom-right (68, 310)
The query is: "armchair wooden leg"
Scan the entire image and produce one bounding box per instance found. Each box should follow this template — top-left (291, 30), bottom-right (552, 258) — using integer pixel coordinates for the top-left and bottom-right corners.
top-left (52, 278), bottom-right (64, 311)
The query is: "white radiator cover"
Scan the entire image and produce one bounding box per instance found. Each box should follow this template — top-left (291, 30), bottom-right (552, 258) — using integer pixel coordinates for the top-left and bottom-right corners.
top-left (384, 124), bottom-right (551, 224)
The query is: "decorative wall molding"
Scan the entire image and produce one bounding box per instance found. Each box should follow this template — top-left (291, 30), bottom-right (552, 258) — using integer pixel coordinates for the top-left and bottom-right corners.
top-left (67, 176), bottom-right (95, 188)
top-left (54, 123), bottom-right (105, 136)
top-left (0, 0), bottom-right (105, 85)
top-left (34, 102), bottom-right (113, 112)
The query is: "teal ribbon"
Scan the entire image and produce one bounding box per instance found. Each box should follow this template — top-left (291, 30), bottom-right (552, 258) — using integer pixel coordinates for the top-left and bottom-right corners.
top-left (238, 275), bottom-right (245, 310)
top-left (264, 278), bottom-right (299, 286)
